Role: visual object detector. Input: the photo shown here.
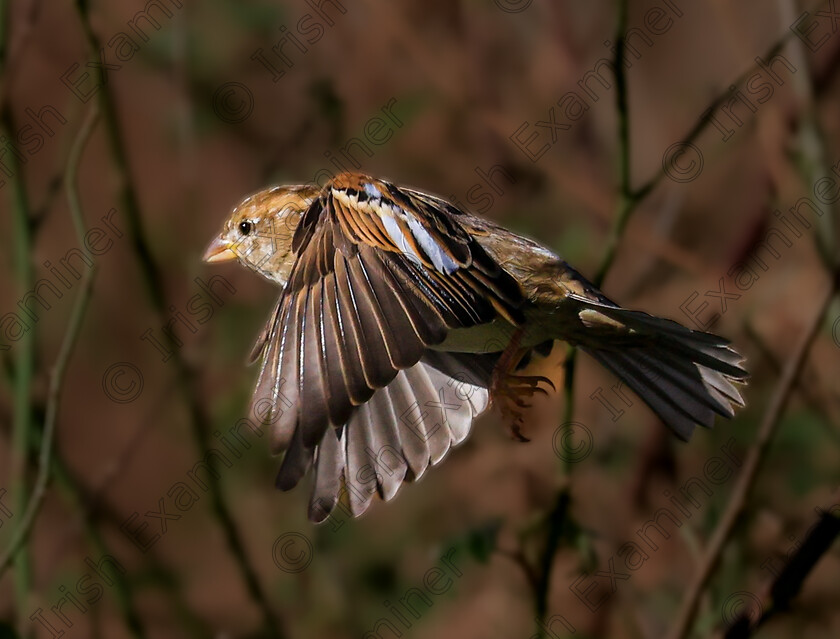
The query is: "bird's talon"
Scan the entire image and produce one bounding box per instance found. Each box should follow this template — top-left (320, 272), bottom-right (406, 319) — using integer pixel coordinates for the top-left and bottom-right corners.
top-left (535, 375), bottom-right (556, 391)
top-left (491, 369), bottom-right (556, 442)
top-left (508, 420), bottom-right (531, 442)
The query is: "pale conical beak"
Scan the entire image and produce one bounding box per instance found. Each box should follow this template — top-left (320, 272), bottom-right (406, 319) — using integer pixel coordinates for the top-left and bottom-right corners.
top-left (203, 236), bottom-right (238, 263)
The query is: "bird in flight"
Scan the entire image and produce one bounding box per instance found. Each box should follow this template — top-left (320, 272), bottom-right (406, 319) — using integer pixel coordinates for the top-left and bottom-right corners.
top-left (204, 172), bottom-right (747, 522)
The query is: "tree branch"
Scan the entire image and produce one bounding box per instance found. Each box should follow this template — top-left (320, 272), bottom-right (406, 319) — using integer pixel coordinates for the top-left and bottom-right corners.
top-left (0, 104), bottom-right (100, 580)
top-left (721, 510), bottom-right (840, 638)
top-left (1, 0), bottom-right (36, 619)
top-left (72, 3), bottom-right (286, 636)
top-left (665, 279), bottom-right (838, 639)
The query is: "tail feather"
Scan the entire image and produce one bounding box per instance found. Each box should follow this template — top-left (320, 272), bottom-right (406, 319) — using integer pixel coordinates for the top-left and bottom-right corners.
top-left (584, 348), bottom-right (712, 439)
top-left (629, 349), bottom-right (736, 418)
top-left (596, 305), bottom-right (728, 346)
top-left (661, 339), bottom-right (747, 379)
top-left (699, 367), bottom-right (744, 406)
top-left (645, 344), bottom-right (742, 413)
top-left (579, 307), bottom-right (747, 441)
top-left (602, 308), bottom-right (747, 374)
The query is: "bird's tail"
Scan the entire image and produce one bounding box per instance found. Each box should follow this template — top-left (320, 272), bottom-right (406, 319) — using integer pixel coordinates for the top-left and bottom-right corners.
top-left (573, 305), bottom-right (748, 440)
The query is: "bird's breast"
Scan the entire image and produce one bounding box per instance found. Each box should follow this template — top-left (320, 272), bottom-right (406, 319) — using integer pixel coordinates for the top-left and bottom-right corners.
top-left (431, 320), bottom-right (516, 354)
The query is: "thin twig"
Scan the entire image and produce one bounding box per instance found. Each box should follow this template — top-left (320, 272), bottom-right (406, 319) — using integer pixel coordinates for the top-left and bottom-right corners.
top-left (725, 512), bottom-right (840, 639)
top-left (534, 485), bottom-right (572, 629)
top-left (536, 8), bottom-right (831, 636)
top-left (720, 510), bottom-right (840, 638)
top-left (594, 27), bottom-right (807, 288)
top-left (4, 105), bottom-right (34, 624)
top-left (33, 390), bottom-right (181, 636)
top-left (665, 280), bottom-right (837, 639)
top-left (48, 451), bottom-right (148, 638)
top-left (0, 104), bottom-right (101, 578)
top-left (595, 0), bottom-right (826, 290)
top-left (668, 5), bottom-right (839, 632)
top-left (24, 385), bottom-right (202, 637)
top-left (779, 0), bottom-right (838, 273)
top-left (532, 2), bottom-right (629, 633)
top-left (593, 0), bottom-right (632, 289)
top-left (495, 546), bottom-right (540, 595)
top-left (72, 3), bottom-right (285, 636)
top-left (1, 0), bottom-right (36, 616)
top-left (744, 322), bottom-right (840, 438)
top-left (629, 4), bottom-right (820, 207)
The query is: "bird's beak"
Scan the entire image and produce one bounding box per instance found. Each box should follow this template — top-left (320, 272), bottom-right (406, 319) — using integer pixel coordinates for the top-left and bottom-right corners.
top-left (203, 236), bottom-right (238, 263)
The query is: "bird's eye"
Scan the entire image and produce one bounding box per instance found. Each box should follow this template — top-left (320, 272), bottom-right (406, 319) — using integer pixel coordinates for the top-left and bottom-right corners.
top-left (238, 221), bottom-right (253, 236)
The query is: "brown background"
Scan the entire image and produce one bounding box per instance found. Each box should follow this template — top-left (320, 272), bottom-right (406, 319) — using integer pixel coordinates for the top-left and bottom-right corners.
top-left (1, 1), bottom-right (840, 638)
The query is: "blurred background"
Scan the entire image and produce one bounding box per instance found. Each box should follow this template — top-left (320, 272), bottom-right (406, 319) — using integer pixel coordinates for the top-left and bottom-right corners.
top-left (1, 0), bottom-right (840, 637)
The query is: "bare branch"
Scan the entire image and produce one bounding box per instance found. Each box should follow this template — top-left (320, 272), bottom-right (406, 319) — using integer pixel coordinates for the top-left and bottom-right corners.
top-left (666, 280), bottom-right (838, 639)
top-left (0, 104), bottom-right (100, 578)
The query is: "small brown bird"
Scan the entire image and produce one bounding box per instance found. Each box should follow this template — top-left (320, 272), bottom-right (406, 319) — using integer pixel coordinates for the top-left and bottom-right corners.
top-left (204, 172), bottom-right (747, 522)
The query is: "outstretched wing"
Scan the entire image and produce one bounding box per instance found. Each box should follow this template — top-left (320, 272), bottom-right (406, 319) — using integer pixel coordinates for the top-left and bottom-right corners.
top-left (250, 173), bottom-right (524, 460)
top-left (281, 351), bottom-right (500, 522)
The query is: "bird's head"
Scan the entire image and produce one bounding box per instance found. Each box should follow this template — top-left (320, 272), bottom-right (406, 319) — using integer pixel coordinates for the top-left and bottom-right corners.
top-left (203, 184), bottom-right (321, 286)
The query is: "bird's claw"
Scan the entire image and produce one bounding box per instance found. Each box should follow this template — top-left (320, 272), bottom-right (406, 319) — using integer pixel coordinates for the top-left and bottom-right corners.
top-left (491, 373), bottom-right (555, 442)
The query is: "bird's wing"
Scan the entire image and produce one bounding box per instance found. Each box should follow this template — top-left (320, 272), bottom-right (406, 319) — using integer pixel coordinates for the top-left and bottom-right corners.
top-left (250, 173), bottom-right (524, 456)
top-left (275, 351), bottom-right (499, 522)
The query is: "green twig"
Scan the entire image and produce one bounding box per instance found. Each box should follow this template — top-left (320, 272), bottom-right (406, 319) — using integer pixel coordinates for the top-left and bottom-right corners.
top-left (1, 0), bottom-right (35, 619)
top-left (532, 5), bottom-right (813, 636)
top-left (781, 0), bottom-right (838, 272)
top-left (32, 103), bottom-right (149, 639)
top-left (72, 3), bottom-right (285, 636)
top-left (33, 408), bottom-right (206, 638)
top-left (670, 5), bottom-right (840, 636)
top-left (594, 0), bottom-right (632, 289)
top-left (0, 104), bottom-right (101, 580)
top-left (5, 97), bottom-right (34, 632)
top-left (534, 487), bottom-right (571, 628)
top-left (559, 347), bottom-right (578, 472)
top-left (532, 6), bottom-right (629, 635)
top-left (666, 277), bottom-right (838, 639)
top-left (594, 33), bottom-right (800, 288)
top-left (721, 510), bottom-right (840, 638)
top-left (48, 450), bottom-right (147, 638)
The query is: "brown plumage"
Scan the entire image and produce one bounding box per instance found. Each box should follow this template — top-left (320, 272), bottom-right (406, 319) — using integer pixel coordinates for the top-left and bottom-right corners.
top-left (204, 172), bottom-right (748, 522)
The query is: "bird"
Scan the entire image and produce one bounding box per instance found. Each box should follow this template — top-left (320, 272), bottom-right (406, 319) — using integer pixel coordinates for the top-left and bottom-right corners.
top-left (203, 172), bottom-right (747, 522)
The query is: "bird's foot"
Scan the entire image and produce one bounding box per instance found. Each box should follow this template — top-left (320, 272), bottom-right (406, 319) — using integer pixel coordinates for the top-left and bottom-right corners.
top-left (491, 372), bottom-right (555, 442)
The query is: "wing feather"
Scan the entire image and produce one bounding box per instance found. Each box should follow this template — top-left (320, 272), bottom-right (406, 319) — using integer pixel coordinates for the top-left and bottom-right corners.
top-left (298, 352), bottom-right (496, 521)
top-left (251, 172), bottom-right (524, 479)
